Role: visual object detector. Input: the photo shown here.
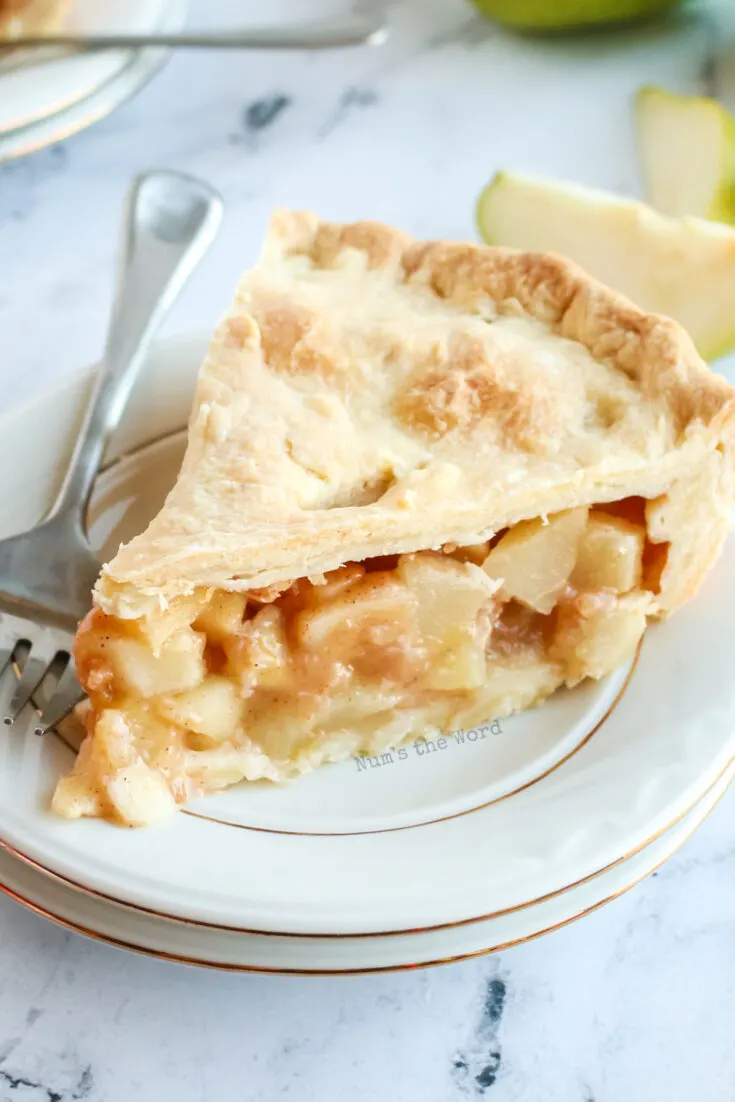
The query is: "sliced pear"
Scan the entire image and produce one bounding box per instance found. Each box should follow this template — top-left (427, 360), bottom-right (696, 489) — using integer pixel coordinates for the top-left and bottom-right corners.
top-left (477, 170), bottom-right (735, 360)
top-left (194, 591), bottom-right (248, 642)
top-left (551, 592), bottom-right (650, 684)
top-left (636, 86), bottom-right (735, 222)
top-left (398, 553), bottom-right (497, 647)
top-left (295, 575), bottom-right (417, 650)
top-left (227, 606), bottom-right (291, 690)
top-left (571, 512), bottom-right (644, 594)
top-left (157, 677), bottom-right (245, 745)
top-left (106, 761), bottom-right (177, 826)
top-left (483, 508), bottom-right (588, 614)
top-left (109, 629), bottom-right (206, 698)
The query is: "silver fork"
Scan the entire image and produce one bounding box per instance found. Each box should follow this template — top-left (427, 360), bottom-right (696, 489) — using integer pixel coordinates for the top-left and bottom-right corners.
top-left (0, 170), bottom-right (223, 734)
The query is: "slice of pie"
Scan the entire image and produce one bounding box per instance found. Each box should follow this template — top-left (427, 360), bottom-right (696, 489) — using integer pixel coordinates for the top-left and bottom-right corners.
top-left (0, 0), bottom-right (68, 39)
top-left (53, 211), bottom-right (735, 826)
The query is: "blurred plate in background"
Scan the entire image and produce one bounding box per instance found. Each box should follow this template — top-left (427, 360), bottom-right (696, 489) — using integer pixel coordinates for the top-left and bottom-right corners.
top-left (0, 0), bottom-right (186, 156)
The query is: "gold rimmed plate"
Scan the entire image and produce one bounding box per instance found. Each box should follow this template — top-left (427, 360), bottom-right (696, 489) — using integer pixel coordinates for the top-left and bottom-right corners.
top-left (0, 759), bottom-right (731, 973)
top-left (0, 334), bottom-right (734, 951)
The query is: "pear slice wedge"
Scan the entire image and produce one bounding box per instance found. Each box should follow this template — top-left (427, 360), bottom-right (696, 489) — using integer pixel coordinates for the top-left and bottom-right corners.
top-left (636, 85), bottom-right (735, 223)
top-left (477, 170), bottom-right (735, 360)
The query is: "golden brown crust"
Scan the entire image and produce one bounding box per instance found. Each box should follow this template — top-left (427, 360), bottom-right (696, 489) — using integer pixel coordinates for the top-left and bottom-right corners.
top-left (269, 212), bottom-right (735, 434)
top-left (95, 211), bottom-right (735, 619)
top-left (645, 448), bottom-right (733, 611)
top-left (394, 332), bottom-right (562, 451)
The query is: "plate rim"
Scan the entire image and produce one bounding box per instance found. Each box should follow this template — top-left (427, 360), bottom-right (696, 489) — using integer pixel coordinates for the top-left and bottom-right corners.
top-left (2, 744), bottom-right (733, 941)
top-left (1, 762), bottom-right (731, 974)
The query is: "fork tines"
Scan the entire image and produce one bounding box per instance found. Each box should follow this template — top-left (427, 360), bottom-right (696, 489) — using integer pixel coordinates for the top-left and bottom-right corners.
top-left (0, 613), bottom-right (84, 734)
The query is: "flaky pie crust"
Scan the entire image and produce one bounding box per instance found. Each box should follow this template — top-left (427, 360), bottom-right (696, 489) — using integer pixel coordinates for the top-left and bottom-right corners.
top-left (95, 211), bottom-right (735, 620)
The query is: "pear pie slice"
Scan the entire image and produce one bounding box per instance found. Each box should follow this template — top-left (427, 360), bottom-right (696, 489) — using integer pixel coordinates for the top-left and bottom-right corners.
top-left (53, 212), bottom-right (735, 825)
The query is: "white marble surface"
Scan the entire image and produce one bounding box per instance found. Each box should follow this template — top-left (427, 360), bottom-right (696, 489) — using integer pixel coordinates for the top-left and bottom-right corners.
top-left (2, 1), bottom-right (735, 1099)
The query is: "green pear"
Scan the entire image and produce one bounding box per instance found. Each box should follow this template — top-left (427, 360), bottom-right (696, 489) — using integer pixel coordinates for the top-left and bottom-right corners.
top-left (636, 85), bottom-right (735, 223)
top-left (476, 170), bottom-right (735, 360)
top-left (468, 0), bottom-right (682, 31)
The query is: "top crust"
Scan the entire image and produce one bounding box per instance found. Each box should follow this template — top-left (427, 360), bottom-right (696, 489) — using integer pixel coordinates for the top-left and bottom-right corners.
top-left (95, 211), bottom-right (735, 619)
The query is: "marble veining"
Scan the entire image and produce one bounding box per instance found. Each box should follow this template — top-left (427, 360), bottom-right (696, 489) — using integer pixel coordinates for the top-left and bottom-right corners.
top-left (318, 85), bottom-right (380, 138)
top-left (2, 0), bottom-right (735, 1099)
top-left (451, 976), bottom-right (508, 1095)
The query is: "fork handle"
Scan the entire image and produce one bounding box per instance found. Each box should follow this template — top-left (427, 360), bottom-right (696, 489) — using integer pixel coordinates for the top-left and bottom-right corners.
top-left (46, 171), bottom-right (223, 526)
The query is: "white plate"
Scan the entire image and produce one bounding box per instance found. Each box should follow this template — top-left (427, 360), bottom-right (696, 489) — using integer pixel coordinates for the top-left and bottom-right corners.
top-left (0, 334), bottom-right (734, 937)
top-left (0, 0), bottom-right (186, 159)
top-left (1, 760), bottom-right (731, 973)
top-left (0, 0), bottom-right (172, 135)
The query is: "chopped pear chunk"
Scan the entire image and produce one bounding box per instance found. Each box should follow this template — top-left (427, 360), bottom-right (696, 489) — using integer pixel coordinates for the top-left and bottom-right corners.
top-left (194, 591), bottom-right (248, 641)
top-left (296, 575), bottom-right (417, 650)
top-left (227, 606), bottom-right (291, 689)
top-left (572, 511), bottom-right (644, 594)
top-left (398, 553), bottom-right (497, 646)
top-left (483, 508), bottom-right (588, 614)
top-left (551, 592), bottom-right (650, 684)
top-left (399, 553), bottom-right (496, 690)
top-left (158, 676), bottom-right (245, 744)
top-left (110, 629), bottom-right (206, 698)
top-left (107, 761), bottom-right (177, 826)
top-left (141, 591), bottom-right (208, 654)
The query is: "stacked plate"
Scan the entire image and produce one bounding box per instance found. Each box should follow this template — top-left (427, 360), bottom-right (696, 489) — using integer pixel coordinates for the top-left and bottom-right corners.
top-left (0, 334), bottom-right (734, 974)
top-left (0, 0), bottom-right (187, 162)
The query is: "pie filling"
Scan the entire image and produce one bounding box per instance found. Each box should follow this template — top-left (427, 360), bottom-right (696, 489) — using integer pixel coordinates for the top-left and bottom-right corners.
top-left (53, 498), bottom-right (667, 826)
